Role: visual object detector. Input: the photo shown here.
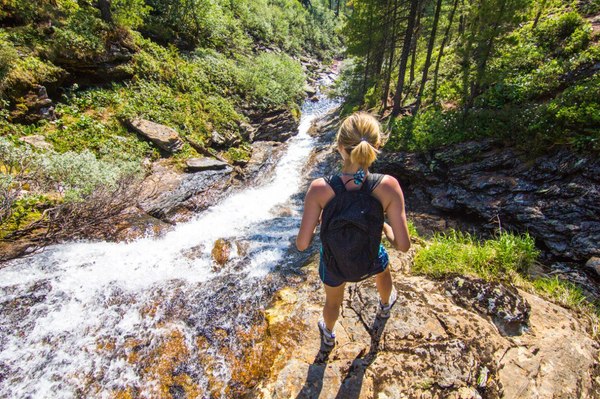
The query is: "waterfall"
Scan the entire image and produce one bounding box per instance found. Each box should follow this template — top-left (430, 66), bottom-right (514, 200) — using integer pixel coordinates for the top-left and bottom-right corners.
top-left (0, 86), bottom-right (340, 398)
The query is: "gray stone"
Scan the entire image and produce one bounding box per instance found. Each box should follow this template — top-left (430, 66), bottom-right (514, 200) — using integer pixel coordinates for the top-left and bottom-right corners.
top-left (374, 141), bottom-right (600, 263)
top-left (126, 118), bottom-right (184, 153)
top-left (249, 108), bottom-right (300, 142)
top-left (304, 84), bottom-right (317, 96)
top-left (19, 135), bottom-right (53, 150)
top-left (185, 157), bottom-right (229, 172)
top-left (211, 130), bottom-right (227, 147)
top-left (585, 257), bottom-right (600, 276)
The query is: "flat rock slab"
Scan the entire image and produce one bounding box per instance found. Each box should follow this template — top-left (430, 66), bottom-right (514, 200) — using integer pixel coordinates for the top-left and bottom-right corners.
top-left (126, 118), bottom-right (184, 153)
top-left (185, 157), bottom-right (229, 172)
top-left (250, 248), bottom-right (600, 399)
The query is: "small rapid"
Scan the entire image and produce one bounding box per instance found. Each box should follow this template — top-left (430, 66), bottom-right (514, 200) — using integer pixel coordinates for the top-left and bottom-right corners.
top-left (0, 82), bottom-right (340, 398)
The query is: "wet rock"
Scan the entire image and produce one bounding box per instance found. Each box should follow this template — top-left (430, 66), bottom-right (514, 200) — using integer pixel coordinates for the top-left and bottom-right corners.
top-left (585, 257), bottom-right (600, 276)
top-left (125, 118), bottom-right (184, 153)
top-left (181, 244), bottom-right (205, 260)
top-left (211, 239), bottom-right (232, 270)
top-left (304, 84), bottom-right (317, 96)
top-left (249, 108), bottom-right (300, 142)
top-left (310, 95), bottom-right (319, 102)
top-left (271, 204), bottom-right (293, 217)
top-left (242, 141), bottom-right (284, 180)
top-left (19, 134), bottom-right (53, 151)
top-left (185, 157), bottom-right (229, 172)
top-left (10, 85), bottom-right (56, 124)
top-left (443, 276), bottom-right (530, 336)
top-left (111, 209), bottom-right (172, 241)
top-left (235, 240), bottom-right (250, 258)
top-left (139, 160), bottom-right (232, 221)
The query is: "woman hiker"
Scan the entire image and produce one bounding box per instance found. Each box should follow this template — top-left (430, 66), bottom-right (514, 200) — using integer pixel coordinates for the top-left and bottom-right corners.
top-left (296, 111), bottom-right (411, 347)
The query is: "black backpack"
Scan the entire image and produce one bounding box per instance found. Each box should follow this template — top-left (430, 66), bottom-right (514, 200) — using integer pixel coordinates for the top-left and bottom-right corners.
top-left (320, 173), bottom-right (385, 282)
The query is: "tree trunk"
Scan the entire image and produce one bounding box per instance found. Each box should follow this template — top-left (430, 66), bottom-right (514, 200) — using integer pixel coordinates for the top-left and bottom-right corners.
top-left (382, 0), bottom-right (400, 109)
top-left (460, 0), bottom-right (475, 116)
top-left (532, 0), bottom-right (547, 29)
top-left (97, 0), bottom-right (112, 23)
top-left (414, 0), bottom-right (443, 115)
top-left (468, 0), bottom-right (507, 109)
top-left (408, 2), bottom-right (424, 88)
top-left (361, 4), bottom-right (375, 102)
top-left (392, 0), bottom-right (420, 117)
top-left (432, 0), bottom-right (460, 104)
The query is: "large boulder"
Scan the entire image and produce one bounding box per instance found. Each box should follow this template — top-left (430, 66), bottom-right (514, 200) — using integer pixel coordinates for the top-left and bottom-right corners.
top-left (374, 141), bottom-right (600, 264)
top-left (139, 160), bottom-right (232, 222)
top-left (52, 38), bottom-right (135, 85)
top-left (125, 118), bottom-right (184, 153)
top-left (248, 108), bottom-right (300, 142)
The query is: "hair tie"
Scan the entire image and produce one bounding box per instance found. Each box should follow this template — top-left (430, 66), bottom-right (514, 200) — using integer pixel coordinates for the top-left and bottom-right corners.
top-left (360, 138), bottom-right (367, 142)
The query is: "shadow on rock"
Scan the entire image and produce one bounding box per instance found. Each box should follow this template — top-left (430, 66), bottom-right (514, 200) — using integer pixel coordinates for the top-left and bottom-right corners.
top-left (296, 315), bottom-right (390, 399)
top-left (295, 348), bottom-right (332, 399)
top-left (333, 315), bottom-right (389, 399)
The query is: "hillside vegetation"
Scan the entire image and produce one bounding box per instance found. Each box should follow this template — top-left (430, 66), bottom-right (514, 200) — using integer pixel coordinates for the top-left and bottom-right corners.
top-left (0, 0), bottom-right (342, 243)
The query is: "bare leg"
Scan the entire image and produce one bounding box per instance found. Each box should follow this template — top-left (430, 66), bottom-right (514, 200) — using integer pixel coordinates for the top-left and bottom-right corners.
top-left (323, 283), bottom-right (345, 331)
top-left (375, 267), bottom-right (393, 304)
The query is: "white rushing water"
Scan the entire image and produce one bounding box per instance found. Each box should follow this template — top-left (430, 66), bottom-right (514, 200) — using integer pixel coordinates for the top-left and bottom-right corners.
top-left (0, 90), bottom-right (340, 398)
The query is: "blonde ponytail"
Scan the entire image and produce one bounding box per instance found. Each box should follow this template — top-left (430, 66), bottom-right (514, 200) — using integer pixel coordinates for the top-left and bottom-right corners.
top-left (350, 140), bottom-right (378, 168)
top-left (337, 112), bottom-right (381, 169)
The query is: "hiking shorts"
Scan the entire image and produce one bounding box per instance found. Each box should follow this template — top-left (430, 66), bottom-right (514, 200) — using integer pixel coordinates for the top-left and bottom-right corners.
top-left (319, 244), bottom-right (390, 287)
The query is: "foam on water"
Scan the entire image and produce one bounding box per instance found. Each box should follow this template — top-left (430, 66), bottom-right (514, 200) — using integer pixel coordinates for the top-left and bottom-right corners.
top-left (0, 92), bottom-right (340, 398)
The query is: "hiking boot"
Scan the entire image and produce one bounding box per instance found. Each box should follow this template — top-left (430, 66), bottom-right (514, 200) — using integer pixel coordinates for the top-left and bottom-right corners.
top-left (318, 319), bottom-right (335, 347)
top-left (377, 287), bottom-right (397, 319)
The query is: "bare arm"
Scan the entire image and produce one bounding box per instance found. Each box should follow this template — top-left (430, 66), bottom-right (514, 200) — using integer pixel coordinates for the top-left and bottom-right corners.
top-left (378, 176), bottom-right (411, 252)
top-left (296, 179), bottom-right (330, 251)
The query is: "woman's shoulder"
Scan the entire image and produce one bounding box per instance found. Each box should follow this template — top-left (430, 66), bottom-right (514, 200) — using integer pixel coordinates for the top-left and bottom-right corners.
top-left (307, 177), bottom-right (336, 208)
top-left (372, 174), bottom-right (403, 200)
top-left (310, 177), bottom-right (329, 189)
top-left (375, 174), bottom-right (401, 190)
top-left (308, 177), bottom-right (335, 196)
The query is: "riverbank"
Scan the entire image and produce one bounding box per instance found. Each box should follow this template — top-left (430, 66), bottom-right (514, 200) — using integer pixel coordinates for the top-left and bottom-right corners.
top-left (249, 244), bottom-right (600, 399)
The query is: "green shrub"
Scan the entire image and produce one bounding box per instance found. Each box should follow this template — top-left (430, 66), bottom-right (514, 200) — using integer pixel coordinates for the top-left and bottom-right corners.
top-left (0, 34), bottom-right (18, 82)
top-left (112, 0), bottom-right (151, 29)
top-left (39, 149), bottom-right (141, 201)
top-left (239, 52), bottom-right (305, 109)
top-left (412, 230), bottom-right (539, 281)
top-left (0, 194), bottom-right (53, 238)
top-left (0, 0), bottom-right (78, 23)
top-left (0, 55), bottom-right (65, 99)
top-left (546, 74), bottom-right (600, 128)
top-left (532, 276), bottom-right (590, 310)
top-left (50, 8), bottom-right (107, 60)
top-left (534, 11), bottom-right (589, 55)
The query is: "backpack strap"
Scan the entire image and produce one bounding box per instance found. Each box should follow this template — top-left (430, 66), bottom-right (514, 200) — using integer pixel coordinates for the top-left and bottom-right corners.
top-left (324, 175), bottom-right (346, 195)
top-left (360, 173), bottom-right (385, 194)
